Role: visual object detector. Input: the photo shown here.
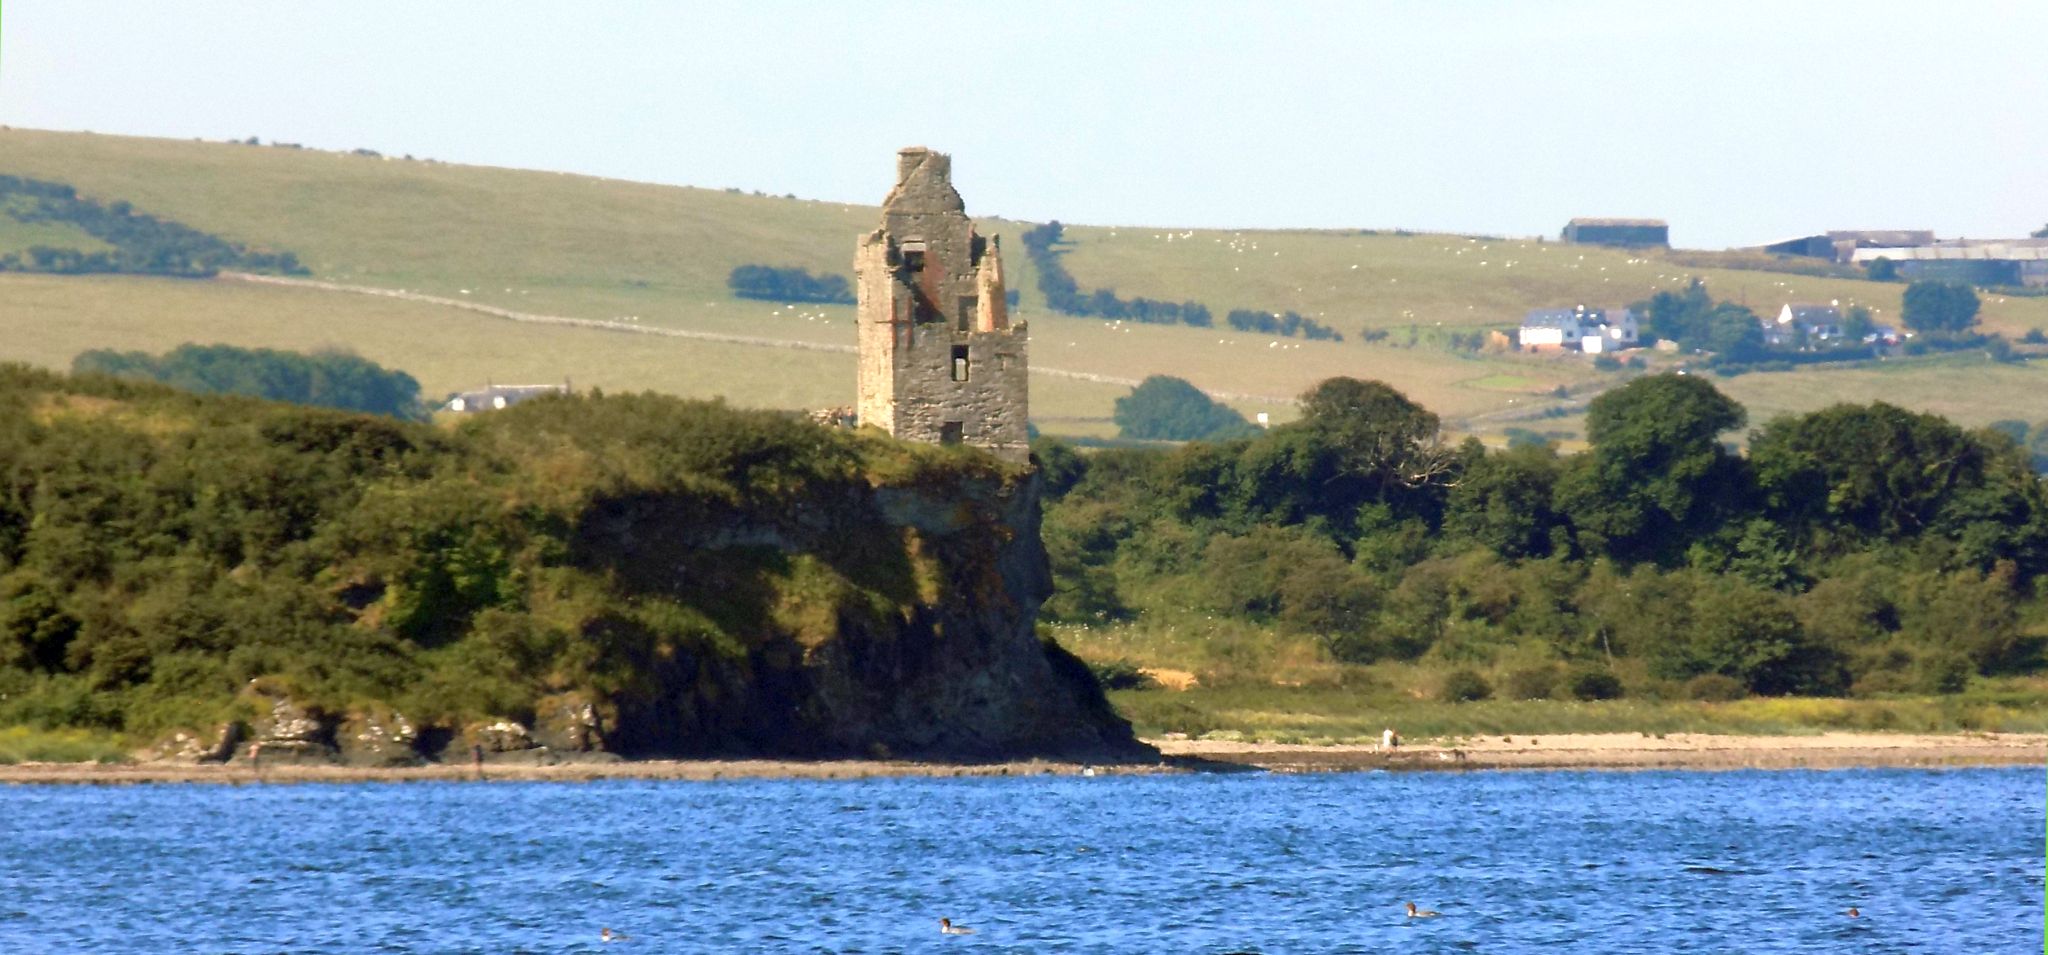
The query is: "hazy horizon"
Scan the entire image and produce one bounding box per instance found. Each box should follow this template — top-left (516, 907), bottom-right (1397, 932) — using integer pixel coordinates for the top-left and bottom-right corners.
top-left (3, 2), bottom-right (2044, 248)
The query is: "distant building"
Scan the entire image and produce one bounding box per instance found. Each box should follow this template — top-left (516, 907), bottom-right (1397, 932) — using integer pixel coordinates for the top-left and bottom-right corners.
top-left (1519, 305), bottom-right (1638, 354)
top-left (1849, 242), bottom-right (2048, 287)
top-left (444, 382), bottom-right (569, 413)
top-left (1765, 304), bottom-right (1843, 347)
top-left (1756, 234), bottom-right (1835, 259)
top-left (1827, 229), bottom-right (1936, 263)
top-left (1562, 218), bottom-right (1669, 248)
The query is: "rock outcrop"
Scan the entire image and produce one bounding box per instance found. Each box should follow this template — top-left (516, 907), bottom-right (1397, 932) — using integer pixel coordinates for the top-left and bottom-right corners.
top-left (336, 705), bottom-right (422, 767)
top-left (238, 685), bottom-right (339, 765)
top-left (575, 465), bottom-right (1149, 762)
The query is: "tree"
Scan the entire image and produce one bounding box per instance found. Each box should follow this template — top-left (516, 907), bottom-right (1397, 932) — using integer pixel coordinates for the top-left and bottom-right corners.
top-left (1557, 374), bottom-right (1749, 563)
top-left (1641, 279), bottom-right (1714, 346)
top-left (1842, 305), bottom-right (1875, 343)
top-left (1112, 375), bottom-right (1255, 441)
top-left (1865, 257), bottom-right (1898, 282)
top-left (1295, 377), bottom-right (1451, 491)
top-left (2032, 224), bottom-right (2048, 239)
top-left (1901, 280), bottom-right (1981, 334)
top-left (1700, 303), bottom-right (1766, 363)
top-left (1444, 441), bottom-right (1563, 558)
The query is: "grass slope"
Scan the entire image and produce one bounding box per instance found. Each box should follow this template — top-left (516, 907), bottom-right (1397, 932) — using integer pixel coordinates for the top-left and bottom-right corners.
top-left (0, 128), bottom-right (2043, 440)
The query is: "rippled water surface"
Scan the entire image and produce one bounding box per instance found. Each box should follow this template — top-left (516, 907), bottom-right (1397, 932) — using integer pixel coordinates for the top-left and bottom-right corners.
top-left (2, 767), bottom-right (2041, 953)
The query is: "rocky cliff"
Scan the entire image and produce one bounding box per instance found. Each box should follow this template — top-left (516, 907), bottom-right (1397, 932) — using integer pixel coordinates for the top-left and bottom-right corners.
top-left (568, 467), bottom-right (1148, 762)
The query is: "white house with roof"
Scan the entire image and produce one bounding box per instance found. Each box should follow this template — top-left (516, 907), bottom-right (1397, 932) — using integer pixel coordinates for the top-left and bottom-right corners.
top-left (1519, 305), bottom-right (1638, 354)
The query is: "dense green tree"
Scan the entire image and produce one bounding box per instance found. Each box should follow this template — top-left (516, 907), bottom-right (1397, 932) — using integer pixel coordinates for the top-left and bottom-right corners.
top-left (1112, 375), bottom-right (1256, 441)
top-left (1636, 280), bottom-right (1764, 361)
top-left (1443, 440), bottom-right (1562, 558)
top-left (1641, 279), bottom-right (1714, 345)
top-left (1865, 257), bottom-right (1899, 282)
top-left (1748, 402), bottom-right (2048, 576)
top-left (1294, 377), bottom-right (1449, 492)
top-left (1900, 280), bottom-right (1981, 334)
top-left (1557, 374), bottom-right (1749, 563)
top-left (2032, 224), bottom-right (2048, 239)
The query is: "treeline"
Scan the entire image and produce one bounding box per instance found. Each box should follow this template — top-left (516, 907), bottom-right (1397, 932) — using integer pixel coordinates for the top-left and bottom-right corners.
top-left (1040, 374), bottom-right (2048, 699)
top-left (1225, 308), bottom-right (1343, 341)
top-left (0, 175), bottom-right (308, 278)
top-left (73, 344), bottom-right (427, 421)
top-left (1019, 222), bottom-right (1212, 327)
top-left (1020, 222), bottom-right (1345, 341)
top-left (727, 264), bottom-right (855, 304)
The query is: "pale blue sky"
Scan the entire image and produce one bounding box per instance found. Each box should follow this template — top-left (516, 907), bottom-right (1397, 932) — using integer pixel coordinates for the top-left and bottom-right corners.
top-left (3, 2), bottom-right (2043, 248)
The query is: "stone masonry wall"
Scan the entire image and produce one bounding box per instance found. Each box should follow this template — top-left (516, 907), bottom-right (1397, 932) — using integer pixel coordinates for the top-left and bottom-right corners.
top-left (855, 147), bottom-right (1029, 463)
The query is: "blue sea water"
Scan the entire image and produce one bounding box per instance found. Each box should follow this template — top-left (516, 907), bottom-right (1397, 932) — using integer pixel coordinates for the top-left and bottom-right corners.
top-left (0, 767), bottom-right (2040, 953)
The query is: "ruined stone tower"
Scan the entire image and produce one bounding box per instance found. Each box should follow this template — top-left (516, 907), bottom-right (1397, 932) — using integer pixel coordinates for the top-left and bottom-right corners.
top-left (856, 147), bottom-right (1029, 464)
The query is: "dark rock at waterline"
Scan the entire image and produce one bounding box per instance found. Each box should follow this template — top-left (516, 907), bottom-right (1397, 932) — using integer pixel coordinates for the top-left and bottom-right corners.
top-left (576, 470), bottom-right (1151, 763)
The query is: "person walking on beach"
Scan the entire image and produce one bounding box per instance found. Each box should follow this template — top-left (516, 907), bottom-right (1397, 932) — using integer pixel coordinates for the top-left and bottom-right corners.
top-left (1381, 727), bottom-right (1399, 751)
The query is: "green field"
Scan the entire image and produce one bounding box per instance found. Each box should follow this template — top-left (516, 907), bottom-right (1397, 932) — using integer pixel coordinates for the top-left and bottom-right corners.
top-left (0, 127), bottom-right (2044, 440)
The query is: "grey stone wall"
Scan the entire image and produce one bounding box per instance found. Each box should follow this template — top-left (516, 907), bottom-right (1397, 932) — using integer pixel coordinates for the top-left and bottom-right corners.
top-left (856, 147), bottom-right (1029, 463)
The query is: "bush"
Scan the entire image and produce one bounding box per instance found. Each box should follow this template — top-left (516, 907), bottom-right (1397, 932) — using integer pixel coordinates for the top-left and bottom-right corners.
top-left (1917, 651), bottom-right (1973, 695)
top-left (1566, 667), bottom-right (1625, 701)
top-left (1503, 665), bottom-right (1559, 700)
top-left (1684, 673), bottom-right (1747, 702)
top-left (1592, 355), bottom-right (1622, 371)
top-left (1438, 668), bottom-right (1493, 703)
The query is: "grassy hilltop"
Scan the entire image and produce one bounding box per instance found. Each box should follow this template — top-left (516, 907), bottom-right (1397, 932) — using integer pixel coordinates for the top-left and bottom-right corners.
top-left (4, 127), bottom-right (2046, 441)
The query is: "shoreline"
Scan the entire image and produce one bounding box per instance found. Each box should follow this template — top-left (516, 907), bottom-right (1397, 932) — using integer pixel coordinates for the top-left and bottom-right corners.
top-left (0, 731), bottom-right (2039, 785)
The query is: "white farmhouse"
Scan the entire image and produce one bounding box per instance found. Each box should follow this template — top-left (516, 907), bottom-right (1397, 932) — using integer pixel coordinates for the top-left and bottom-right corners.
top-left (1519, 305), bottom-right (1638, 354)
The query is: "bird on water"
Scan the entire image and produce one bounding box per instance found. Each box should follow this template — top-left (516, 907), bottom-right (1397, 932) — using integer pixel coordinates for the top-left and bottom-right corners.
top-left (601, 927), bottom-right (629, 942)
top-left (939, 918), bottom-right (977, 935)
top-left (1406, 902), bottom-right (1442, 918)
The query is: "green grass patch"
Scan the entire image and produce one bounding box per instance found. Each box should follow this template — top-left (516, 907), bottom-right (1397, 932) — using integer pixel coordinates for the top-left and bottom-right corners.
top-left (1109, 685), bottom-right (2048, 742)
top-left (0, 726), bottom-right (132, 764)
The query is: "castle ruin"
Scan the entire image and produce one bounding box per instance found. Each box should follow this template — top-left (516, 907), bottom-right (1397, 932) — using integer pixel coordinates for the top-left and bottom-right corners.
top-left (855, 147), bottom-right (1029, 464)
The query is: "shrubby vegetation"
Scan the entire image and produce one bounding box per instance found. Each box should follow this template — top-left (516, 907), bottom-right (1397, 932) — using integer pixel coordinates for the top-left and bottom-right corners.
top-left (0, 365), bottom-right (1021, 752)
top-left (1041, 373), bottom-right (2048, 701)
top-left (1112, 376), bottom-right (1257, 441)
top-left (74, 344), bottom-right (428, 421)
top-left (726, 264), bottom-right (856, 304)
top-left (0, 175), bottom-right (307, 277)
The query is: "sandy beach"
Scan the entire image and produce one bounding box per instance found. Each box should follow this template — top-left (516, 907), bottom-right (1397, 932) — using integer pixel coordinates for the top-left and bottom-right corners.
top-left (1156, 731), bottom-right (2048, 773)
top-left (0, 731), bottom-right (2040, 784)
